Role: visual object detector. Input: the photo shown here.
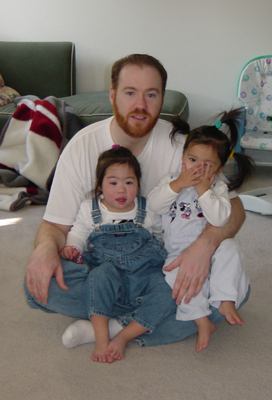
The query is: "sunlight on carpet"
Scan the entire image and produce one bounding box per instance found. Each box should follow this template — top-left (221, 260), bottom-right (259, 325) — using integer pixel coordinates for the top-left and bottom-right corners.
top-left (0, 217), bottom-right (22, 226)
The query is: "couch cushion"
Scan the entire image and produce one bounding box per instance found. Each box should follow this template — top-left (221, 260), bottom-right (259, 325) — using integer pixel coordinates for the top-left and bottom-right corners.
top-left (0, 41), bottom-right (75, 98)
top-left (61, 89), bottom-right (189, 126)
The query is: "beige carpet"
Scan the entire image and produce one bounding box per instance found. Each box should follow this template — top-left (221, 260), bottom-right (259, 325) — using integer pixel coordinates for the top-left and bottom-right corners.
top-left (1, 168), bottom-right (271, 400)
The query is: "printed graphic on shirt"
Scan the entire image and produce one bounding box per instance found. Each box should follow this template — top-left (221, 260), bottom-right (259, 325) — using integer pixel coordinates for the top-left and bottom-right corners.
top-left (169, 202), bottom-right (177, 223)
top-left (112, 219), bottom-right (133, 224)
top-left (194, 199), bottom-right (204, 218)
top-left (168, 199), bottom-right (204, 221)
top-left (179, 202), bottom-right (192, 219)
top-left (112, 219), bottom-right (133, 236)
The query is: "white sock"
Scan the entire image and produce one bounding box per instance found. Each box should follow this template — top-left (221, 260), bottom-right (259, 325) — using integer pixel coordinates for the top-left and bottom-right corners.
top-left (61, 318), bottom-right (123, 349)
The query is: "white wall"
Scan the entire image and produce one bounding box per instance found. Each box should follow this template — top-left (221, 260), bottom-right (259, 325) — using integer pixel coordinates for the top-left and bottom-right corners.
top-left (2, 0), bottom-right (272, 127)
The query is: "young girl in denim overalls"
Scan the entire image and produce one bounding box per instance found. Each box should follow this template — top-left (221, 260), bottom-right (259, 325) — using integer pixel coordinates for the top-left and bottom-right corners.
top-left (60, 146), bottom-right (175, 363)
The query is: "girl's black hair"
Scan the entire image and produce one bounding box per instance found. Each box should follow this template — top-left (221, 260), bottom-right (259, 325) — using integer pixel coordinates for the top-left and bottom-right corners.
top-left (170, 108), bottom-right (255, 191)
top-left (94, 146), bottom-right (142, 200)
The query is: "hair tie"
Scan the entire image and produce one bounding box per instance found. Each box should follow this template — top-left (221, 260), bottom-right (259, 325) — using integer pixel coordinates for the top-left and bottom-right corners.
top-left (212, 120), bottom-right (222, 129)
top-left (112, 144), bottom-right (120, 148)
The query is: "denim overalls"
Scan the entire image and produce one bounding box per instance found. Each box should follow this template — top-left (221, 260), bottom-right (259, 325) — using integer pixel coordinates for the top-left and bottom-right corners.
top-left (83, 196), bottom-right (176, 333)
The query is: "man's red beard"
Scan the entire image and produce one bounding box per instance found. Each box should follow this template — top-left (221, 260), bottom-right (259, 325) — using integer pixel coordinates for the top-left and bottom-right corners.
top-left (113, 98), bottom-right (161, 138)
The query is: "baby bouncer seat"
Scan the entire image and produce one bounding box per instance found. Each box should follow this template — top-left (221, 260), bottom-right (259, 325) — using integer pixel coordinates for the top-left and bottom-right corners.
top-left (237, 55), bottom-right (272, 215)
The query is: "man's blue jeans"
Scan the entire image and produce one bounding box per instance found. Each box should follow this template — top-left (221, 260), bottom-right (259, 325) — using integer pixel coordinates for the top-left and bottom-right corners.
top-left (24, 259), bottom-right (250, 347)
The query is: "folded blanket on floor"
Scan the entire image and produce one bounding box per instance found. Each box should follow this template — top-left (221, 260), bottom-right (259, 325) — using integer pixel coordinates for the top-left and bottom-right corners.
top-left (0, 96), bottom-right (83, 211)
top-left (0, 185), bottom-right (49, 211)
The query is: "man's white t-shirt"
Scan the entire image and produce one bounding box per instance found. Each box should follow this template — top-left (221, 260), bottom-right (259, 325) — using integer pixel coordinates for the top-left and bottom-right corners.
top-left (44, 117), bottom-right (236, 226)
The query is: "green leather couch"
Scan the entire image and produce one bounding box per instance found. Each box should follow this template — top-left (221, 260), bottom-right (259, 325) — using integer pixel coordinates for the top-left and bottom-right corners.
top-left (0, 41), bottom-right (189, 132)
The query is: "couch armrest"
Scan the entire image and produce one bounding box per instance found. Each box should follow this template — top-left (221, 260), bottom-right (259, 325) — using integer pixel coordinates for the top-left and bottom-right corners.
top-left (0, 41), bottom-right (75, 98)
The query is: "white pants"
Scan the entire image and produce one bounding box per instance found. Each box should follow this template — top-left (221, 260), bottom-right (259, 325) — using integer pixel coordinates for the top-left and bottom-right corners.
top-left (164, 238), bottom-right (250, 321)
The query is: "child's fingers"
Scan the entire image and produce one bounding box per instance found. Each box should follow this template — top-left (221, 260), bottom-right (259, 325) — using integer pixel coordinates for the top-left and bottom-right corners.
top-left (59, 246), bottom-right (80, 261)
top-left (67, 249), bottom-right (75, 259)
top-left (204, 163), bottom-right (211, 178)
top-left (209, 173), bottom-right (216, 184)
top-left (193, 164), bottom-right (205, 179)
top-left (187, 163), bottom-right (203, 176)
top-left (72, 248), bottom-right (80, 258)
top-left (64, 250), bottom-right (71, 259)
top-left (65, 247), bottom-right (77, 260)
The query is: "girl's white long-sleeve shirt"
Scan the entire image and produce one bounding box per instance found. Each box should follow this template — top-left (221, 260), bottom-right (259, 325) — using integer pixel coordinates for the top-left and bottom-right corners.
top-left (148, 173), bottom-right (231, 227)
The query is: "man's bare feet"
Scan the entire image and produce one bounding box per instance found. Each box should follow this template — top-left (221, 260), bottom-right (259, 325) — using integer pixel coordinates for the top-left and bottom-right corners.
top-left (194, 316), bottom-right (216, 352)
top-left (91, 337), bottom-right (114, 363)
top-left (218, 301), bottom-right (245, 325)
top-left (105, 332), bottom-right (129, 360)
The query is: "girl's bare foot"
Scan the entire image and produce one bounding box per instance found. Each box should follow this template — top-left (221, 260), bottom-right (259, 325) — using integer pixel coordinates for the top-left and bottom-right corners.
top-left (105, 320), bottom-right (148, 360)
top-left (90, 315), bottom-right (114, 363)
top-left (91, 337), bottom-right (114, 363)
top-left (106, 333), bottom-right (128, 360)
top-left (194, 316), bottom-right (216, 352)
top-left (218, 301), bottom-right (245, 325)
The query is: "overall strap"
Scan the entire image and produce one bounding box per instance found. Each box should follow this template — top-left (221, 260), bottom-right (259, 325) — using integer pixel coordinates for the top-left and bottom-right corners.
top-left (91, 197), bottom-right (102, 228)
top-left (135, 195), bottom-right (147, 225)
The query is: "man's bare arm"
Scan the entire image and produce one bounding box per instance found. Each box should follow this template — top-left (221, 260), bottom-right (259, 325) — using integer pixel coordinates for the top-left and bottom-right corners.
top-left (164, 196), bottom-right (245, 304)
top-left (26, 220), bottom-right (72, 305)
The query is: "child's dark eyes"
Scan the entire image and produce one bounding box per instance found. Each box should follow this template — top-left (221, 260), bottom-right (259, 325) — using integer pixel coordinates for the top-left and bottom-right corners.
top-left (109, 181), bottom-right (134, 185)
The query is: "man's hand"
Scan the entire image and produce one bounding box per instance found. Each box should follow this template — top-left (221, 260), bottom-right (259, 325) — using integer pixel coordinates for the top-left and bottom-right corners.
top-left (26, 221), bottom-right (71, 304)
top-left (163, 238), bottom-right (212, 305)
top-left (26, 242), bottom-right (68, 304)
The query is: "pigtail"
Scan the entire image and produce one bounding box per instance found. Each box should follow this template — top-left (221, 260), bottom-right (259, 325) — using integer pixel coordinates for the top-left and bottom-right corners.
top-left (215, 108), bottom-right (254, 191)
top-left (217, 108), bottom-right (245, 152)
top-left (169, 115), bottom-right (190, 143)
top-left (227, 152), bottom-right (255, 191)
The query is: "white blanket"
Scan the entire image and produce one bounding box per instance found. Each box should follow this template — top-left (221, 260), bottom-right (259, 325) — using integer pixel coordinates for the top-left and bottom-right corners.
top-left (0, 96), bottom-right (83, 211)
top-left (0, 98), bottom-right (62, 189)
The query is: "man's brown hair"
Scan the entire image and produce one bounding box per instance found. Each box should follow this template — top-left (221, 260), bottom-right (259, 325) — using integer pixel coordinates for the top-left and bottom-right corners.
top-left (111, 54), bottom-right (167, 94)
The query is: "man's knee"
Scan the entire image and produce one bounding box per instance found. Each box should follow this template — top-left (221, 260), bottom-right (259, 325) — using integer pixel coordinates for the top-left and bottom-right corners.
top-left (23, 278), bottom-right (38, 309)
top-left (23, 278), bottom-right (55, 313)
